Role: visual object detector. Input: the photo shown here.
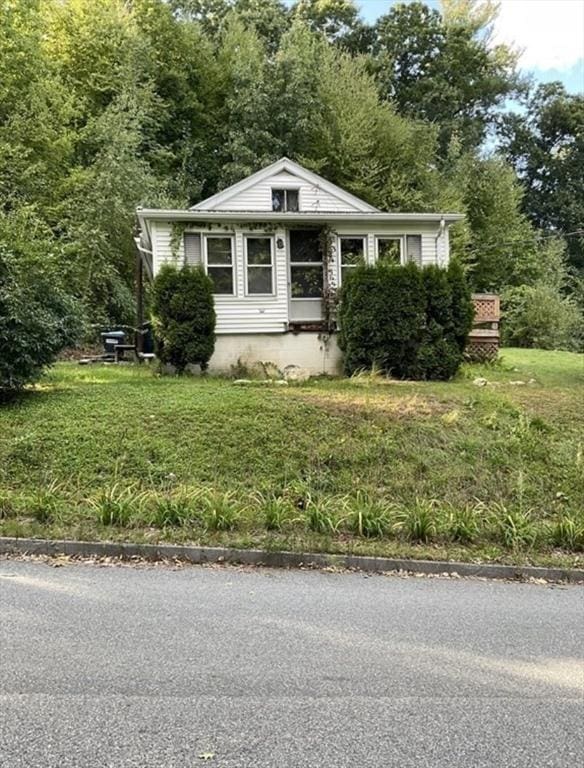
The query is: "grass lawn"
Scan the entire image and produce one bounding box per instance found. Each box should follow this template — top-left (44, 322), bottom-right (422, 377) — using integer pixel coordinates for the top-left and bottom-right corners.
top-left (1, 348), bottom-right (583, 568)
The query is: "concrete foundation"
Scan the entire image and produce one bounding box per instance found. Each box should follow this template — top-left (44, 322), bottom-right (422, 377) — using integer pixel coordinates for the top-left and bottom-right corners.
top-left (208, 332), bottom-right (343, 376)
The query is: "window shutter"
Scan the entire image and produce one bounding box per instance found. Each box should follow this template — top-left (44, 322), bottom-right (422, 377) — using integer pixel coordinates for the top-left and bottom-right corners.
top-left (184, 233), bottom-right (202, 266)
top-left (406, 235), bottom-right (422, 266)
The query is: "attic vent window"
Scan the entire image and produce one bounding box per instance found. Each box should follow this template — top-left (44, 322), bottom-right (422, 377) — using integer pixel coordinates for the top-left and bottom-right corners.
top-left (272, 189), bottom-right (299, 212)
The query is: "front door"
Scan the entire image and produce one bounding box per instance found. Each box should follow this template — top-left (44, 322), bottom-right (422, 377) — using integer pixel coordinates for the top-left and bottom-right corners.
top-left (289, 229), bottom-right (324, 322)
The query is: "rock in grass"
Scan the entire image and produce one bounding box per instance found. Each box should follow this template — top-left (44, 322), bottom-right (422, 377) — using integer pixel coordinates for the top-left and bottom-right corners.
top-left (233, 378), bottom-right (288, 386)
top-left (473, 377), bottom-right (488, 387)
top-left (283, 365), bottom-right (310, 382)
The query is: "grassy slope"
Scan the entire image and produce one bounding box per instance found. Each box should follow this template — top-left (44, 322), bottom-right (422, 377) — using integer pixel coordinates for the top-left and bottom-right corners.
top-left (0, 349), bottom-right (582, 567)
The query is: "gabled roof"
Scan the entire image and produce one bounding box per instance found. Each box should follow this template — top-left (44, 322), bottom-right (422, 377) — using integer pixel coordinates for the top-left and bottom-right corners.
top-left (190, 157), bottom-right (380, 213)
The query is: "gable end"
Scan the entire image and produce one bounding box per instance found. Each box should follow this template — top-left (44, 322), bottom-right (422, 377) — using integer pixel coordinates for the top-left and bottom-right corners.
top-left (191, 158), bottom-right (379, 214)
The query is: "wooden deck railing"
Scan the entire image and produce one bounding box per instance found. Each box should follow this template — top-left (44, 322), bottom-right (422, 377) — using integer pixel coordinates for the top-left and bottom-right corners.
top-left (467, 293), bottom-right (500, 361)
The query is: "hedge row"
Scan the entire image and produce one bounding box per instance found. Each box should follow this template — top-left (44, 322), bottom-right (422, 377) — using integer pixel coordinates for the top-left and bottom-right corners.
top-left (338, 261), bottom-right (474, 380)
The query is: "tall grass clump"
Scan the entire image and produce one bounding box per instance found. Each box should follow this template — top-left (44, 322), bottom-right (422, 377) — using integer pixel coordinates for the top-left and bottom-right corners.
top-left (305, 498), bottom-right (344, 534)
top-left (395, 500), bottom-right (439, 543)
top-left (443, 503), bottom-right (483, 544)
top-left (148, 491), bottom-right (202, 529)
top-left (493, 504), bottom-right (539, 549)
top-left (0, 491), bottom-right (16, 520)
top-left (26, 481), bottom-right (66, 524)
top-left (200, 491), bottom-right (241, 531)
top-left (90, 484), bottom-right (147, 527)
top-left (348, 493), bottom-right (393, 538)
top-left (549, 514), bottom-right (584, 552)
top-left (252, 492), bottom-right (293, 532)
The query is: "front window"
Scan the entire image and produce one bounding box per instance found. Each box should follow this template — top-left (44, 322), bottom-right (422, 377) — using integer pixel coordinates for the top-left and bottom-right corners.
top-left (340, 237), bottom-right (365, 283)
top-left (377, 237), bottom-right (402, 265)
top-left (272, 188), bottom-right (299, 212)
top-left (206, 236), bottom-right (234, 294)
top-left (245, 236), bottom-right (274, 295)
top-left (290, 229), bottom-right (322, 298)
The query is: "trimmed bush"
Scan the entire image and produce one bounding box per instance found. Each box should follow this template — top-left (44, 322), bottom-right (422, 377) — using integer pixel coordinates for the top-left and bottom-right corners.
top-left (152, 264), bottom-right (216, 373)
top-left (447, 259), bottom-right (475, 350)
top-left (0, 245), bottom-right (81, 396)
top-left (338, 260), bottom-right (473, 380)
top-left (338, 262), bottom-right (425, 377)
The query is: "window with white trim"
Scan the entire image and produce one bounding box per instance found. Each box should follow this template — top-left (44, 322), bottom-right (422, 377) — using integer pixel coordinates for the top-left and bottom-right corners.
top-left (245, 236), bottom-right (274, 295)
top-left (272, 188), bottom-right (299, 212)
top-left (339, 236), bottom-right (365, 283)
top-left (376, 237), bottom-right (402, 265)
top-left (205, 236), bottom-right (234, 295)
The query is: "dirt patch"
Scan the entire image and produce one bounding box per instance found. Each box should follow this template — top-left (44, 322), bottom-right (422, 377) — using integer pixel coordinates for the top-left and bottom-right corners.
top-left (505, 388), bottom-right (582, 423)
top-left (287, 390), bottom-right (447, 419)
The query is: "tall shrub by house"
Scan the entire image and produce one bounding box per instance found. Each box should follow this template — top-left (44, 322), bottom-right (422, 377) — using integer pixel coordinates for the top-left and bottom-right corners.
top-left (338, 261), bottom-right (473, 380)
top-left (152, 265), bottom-right (216, 373)
top-left (338, 262), bottom-right (426, 377)
top-left (416, 263), bottom-right (475, 380)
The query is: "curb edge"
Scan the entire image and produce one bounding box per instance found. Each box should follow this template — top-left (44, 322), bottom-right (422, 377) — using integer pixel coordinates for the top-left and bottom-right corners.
top-left (1, 537), bottom-right (583, 583)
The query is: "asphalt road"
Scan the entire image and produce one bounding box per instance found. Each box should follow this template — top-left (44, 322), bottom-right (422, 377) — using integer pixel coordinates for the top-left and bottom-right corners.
top-left (0, 559), bottom-right (582, 768)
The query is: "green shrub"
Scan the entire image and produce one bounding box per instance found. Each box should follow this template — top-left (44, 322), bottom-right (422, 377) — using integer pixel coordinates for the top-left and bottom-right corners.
top-left (0, 244), bottom-right (81, 395)
top-left (447, 260), bottom-right (475, 351)
top-left (502, 283), bottom-right (583, 351)
top-left (338, 260), bottom-right (473, 380)
top-left (338, 262), bottom-right (425, 377)
top-left (152, 264), bottom-right (216, 373)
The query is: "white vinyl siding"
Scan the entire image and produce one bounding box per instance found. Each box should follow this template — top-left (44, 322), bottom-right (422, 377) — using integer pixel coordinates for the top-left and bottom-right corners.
top-left (209, 171), bottom-right (365, 213)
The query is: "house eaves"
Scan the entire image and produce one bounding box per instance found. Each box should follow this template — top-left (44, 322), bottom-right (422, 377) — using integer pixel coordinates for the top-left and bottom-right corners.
top-left (137, 209), bottom-right (465, 224)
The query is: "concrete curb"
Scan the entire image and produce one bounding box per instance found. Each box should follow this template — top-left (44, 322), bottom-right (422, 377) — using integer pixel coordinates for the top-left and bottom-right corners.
top-left (0, 536), bottom-right (583, 583)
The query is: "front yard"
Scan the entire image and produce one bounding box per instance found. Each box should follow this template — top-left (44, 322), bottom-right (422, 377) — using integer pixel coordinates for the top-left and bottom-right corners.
top-left (1, 349), bottom-right (582, 567)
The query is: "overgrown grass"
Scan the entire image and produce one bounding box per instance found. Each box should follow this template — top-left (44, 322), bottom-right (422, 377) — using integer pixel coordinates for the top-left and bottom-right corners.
top-left (1, 349), bottom-right (583, 566)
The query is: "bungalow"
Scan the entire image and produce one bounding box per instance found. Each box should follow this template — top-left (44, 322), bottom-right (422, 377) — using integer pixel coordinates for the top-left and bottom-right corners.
top-left (136, 158), bottom-right (463, 375)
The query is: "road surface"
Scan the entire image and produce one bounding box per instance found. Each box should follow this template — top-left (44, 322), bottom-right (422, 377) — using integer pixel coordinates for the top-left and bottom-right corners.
top-left (1, 558), bottom-right (582, 767)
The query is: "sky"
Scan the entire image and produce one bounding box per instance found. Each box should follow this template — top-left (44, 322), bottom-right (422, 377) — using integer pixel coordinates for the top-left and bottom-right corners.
top-left (354, 0), bottom-right (584, 94)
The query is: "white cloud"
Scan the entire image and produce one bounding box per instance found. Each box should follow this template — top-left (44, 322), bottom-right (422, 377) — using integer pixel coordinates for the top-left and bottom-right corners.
top-left (493, 0), bottom-right (584, 71)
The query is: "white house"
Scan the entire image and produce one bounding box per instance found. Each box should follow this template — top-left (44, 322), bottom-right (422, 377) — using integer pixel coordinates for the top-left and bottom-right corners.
top-left (136, 158), bottom-right (463, 374)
